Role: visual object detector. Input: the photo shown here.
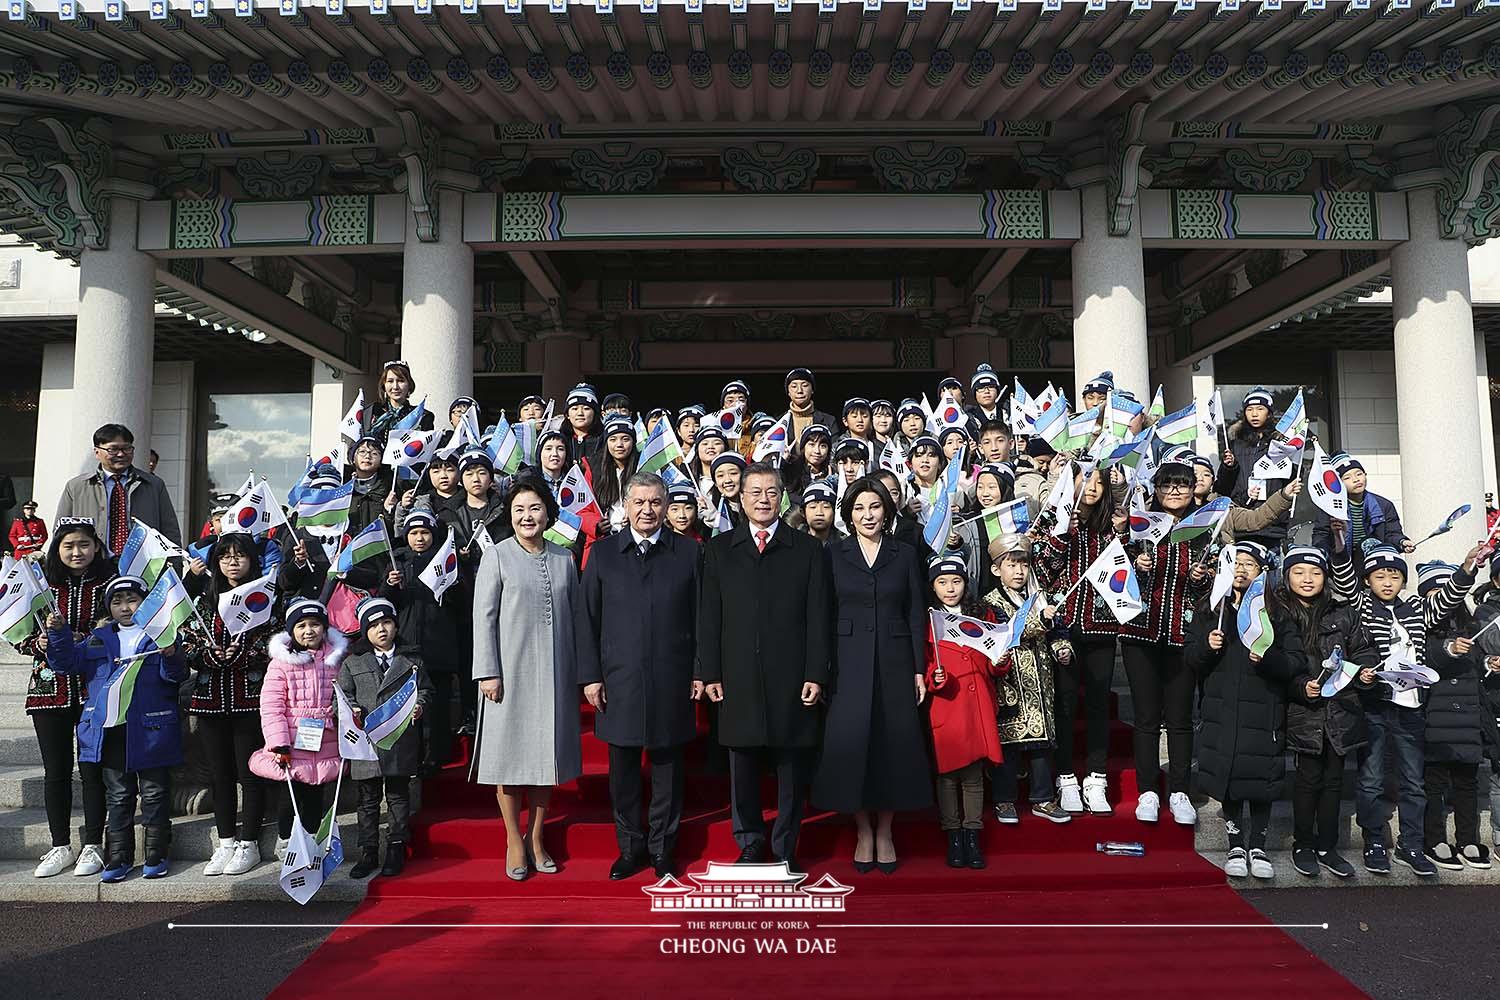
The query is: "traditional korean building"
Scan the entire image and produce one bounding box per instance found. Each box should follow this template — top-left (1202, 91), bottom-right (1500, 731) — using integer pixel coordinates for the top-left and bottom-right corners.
top-left (1, 0), bottom-right (1499, 563)
top-left (643, 860), bottom-right (853, 909)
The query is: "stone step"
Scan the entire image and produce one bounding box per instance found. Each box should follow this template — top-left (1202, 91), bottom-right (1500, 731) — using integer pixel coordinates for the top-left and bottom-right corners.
top-left (0, 728), bottom-right (41, 765)
top-left (1201, 846), bottom-right (1500, 887)
top-left (0, 855), bottom-right (370, 903)
top-left (0, 699), bottom-right (31, 729)
top-left (0, 670), bottom-right (33, 696)
top-left (0, 764), bottom-right (78, 810)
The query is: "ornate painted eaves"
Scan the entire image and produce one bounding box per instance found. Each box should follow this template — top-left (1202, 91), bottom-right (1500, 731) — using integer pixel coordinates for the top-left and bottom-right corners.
top-left (1435, 103), bottom-right (1500, 245)
top-left (1106, 102), bottom-right (1149, 236)
top-left (0, 116), bottom-right (113, 252)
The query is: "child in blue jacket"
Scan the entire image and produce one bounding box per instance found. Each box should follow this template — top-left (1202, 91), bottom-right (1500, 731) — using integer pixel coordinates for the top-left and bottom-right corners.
top-left (46, 575), bottom-right (189, 883)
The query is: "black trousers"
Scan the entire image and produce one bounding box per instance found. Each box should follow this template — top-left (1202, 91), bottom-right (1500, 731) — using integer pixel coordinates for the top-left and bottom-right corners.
top-left (729, 746), bottom-right (809, 861)
top-left (608, 743), bottom-right (686, 858)
top-left (1293, 743), bottom-right (1345, 852)
top-left (356, 775), bottom-right (411, 854)
top-left (31, 706), bottom-right (105, 847)
top-left (1223, 797), bottom-right (1272, 850)
top-left (1121, 641), bottom-right (1195, 795)
top-left (102, 765), bottom-right (171, 833)
top-left (197, 712), bottom-right (267, 841)
top-left (1055, 635), bottom-right (1116, 777)
top-left (425, 671), bottom-right (457, 768)
top-left (278, 779), bottom-right (333, 839)
top-left (1424, 760), bottom-right (1480, 848)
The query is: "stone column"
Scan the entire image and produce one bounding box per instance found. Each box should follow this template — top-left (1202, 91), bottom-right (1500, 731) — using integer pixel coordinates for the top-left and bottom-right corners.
top-left (1071, 184), bottom-right (1150, 403)
top-left (401, 189), bottom-right (474, 415)
top-left (1391, 187), bottom-right (1487, 566)
top-left (310, 360), bottom-right (363, 452)
top-left (540, 331), bottom-right (584, 405)
top-left (1476, 332), bottom-right (1498, 501)
top-left (1154, 356), bottom-right (1217, 455)
top-left (32, 343), bottom-right (84, 522)
top-left (73, 198), bottom-right (156, 462)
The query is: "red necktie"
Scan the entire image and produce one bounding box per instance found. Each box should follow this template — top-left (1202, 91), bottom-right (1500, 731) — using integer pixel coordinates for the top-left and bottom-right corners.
top-left (109, 474), bottom-right (129, 555)
top-left (756, 529), bottom-right (769, 553)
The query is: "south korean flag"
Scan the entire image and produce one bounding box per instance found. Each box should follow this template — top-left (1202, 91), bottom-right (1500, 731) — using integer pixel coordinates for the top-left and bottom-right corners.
top-left (418, 530), bottom-right (459, 604)
top-left (1306, 443), bottom-right (1348, 521)
top-left (216, 572), bottom-right (278, 637)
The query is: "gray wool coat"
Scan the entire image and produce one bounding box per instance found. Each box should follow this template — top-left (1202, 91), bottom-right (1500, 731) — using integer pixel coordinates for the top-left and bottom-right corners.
top-left (471, 536), bottom-right (583, 787)
top-left (336, 648), bottom-right (435, 780)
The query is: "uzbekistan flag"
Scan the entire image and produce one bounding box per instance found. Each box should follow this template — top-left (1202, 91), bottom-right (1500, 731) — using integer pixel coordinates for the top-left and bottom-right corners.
top-left (1167, 496), bottom-right (1231, 544)
top-left (1147, 385), bottom-right (1166, 421)
top-left (486, 420), bottom-right (524, 476)
top-left (1033, 394), bottom-right (1071, 449)
top-left (1236, 575), bottom-right (1274, 658)
top-left (0, 556), bottom-right (51, 644)
top-left (639, 417), bottom-right (685, 475)
top-left (1108, 391), bottom-right (1144, 439)
top-left (117, 519), bottom-right (186, 588)
top-left (543, 508), bottom-right (583, 548)
top-left (1154, 402), bottom-right (1199, 446)
top-left (295, 481), bottom-right (355, 529)
top-left (331, 520), bottom-right (392, 576)
top-left (136, 568), bottom-right (196, 649)
top-left (980, 498), bottom-right (1031, 537)
top-left (365, 669), bottom-right (420, 750)
top-left (100, 651), bottom-right (148, 728)
top-left (1319, 645), bottom-right (1360, 699)
top-left (217, 572), bottom-right (278, 637)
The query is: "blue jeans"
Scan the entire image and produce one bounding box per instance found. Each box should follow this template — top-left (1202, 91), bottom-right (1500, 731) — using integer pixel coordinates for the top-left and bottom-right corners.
top-left (1356, 703), bottom-right (1427, 852)
top-left (991, 749), bottom-right (1054, 805)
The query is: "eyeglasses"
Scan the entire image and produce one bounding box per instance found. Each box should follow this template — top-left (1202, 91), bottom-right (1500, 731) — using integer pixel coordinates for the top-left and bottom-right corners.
top-left (1157, 483), bottom-right (1191, 494)
top-left (96, 445), bottom-right (135, 456)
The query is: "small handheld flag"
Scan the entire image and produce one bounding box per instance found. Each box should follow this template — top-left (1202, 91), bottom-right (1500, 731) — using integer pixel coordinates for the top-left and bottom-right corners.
top-left (1236, 575), bottom-right (1274, 658)
top-left (331, 520), bottom-right (392, 577)
top-left (1319, 645), bottom-right (1361, 699)
top-left (294, 481), bottom-right (354, 531)
top-left (417, 531), bottom-right (459, 604)
top-left (116, 519), bottom-right (186, 588)
top-left (1414, 504), bottom-right (1473, 548)
top-left (1127, 490), bottom-right (1175, 546)
top-left (333, 685), bottom-right (379, 761)
top-left (1044, 466), bottom-right (1075, 538)
top-left (709, 404), bottom-right (743, 439)
top-left (930, 603), bottom-right (1028, 664)
top-left (338, 390), bottom-right (366, 442)
top-left (220, 481), bottom-right (289, 537)
top-left (392, 396), bottom-right (428, 432)
top-left (1168, 496), bottom-right (1231, 544)
top-left (135, 568), bottom-right (197, 649)
top-left (639, 417), bottom-right (685, 475)
top-left (0, 556), bottom-right (51, 644)
top-left (979, 498), bottom-right (1031, 537)
top-left (1154, 402), bottom-right (1199, 446)
top-left (1081, 538), bottom-right (1144, 624)
top-left (753, 412), bottom-right (792, 463)
top-left (558, 464), bottom-right (602, 521)
top-left (364, 669), bottom-right (420, 750)
top-left (1306, 443), bottom-right (1347, 521)
top-left (217, 572), bottom-right (278, 637)
top-left (543, 508), bottom-right (583, 548)
top-left (1209, 543), bottom-right (1236, 612)
top-left (384, 428), bottom-right (439, 469)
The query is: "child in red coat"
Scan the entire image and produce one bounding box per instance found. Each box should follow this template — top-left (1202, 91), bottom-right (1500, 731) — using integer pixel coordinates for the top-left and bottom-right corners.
top-left (925, 556), bottom-right (1009, 870)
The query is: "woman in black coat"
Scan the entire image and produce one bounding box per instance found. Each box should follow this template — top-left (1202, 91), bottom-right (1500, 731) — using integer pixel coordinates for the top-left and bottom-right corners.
top-left (1275, 545), bottom-right (1380, 877)
top-left (811, 476), bottom-right (932, 873)
top-left (1185, 544), bottom-right (1304, 877)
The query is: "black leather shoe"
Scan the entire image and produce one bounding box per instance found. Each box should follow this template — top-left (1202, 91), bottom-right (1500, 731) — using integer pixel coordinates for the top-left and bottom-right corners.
top-left (964, 829), bottom-right (986, 870)
top-left (778, 855), bottom-right (804, 876)
top-left (652, 853), bottom-right (675, 878)
top-left (610, 853), bottom-right (647, 880)
top-left (350, 852), bottom-right (379, 879)
top-left (945, 831), bottom-right (965, 869)
top-left (380, 842), bottom-right (406, 877)
top-left (736, 844), bottom-right (768, 864)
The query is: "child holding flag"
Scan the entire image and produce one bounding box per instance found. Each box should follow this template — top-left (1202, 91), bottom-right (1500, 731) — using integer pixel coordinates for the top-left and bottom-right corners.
top-left (384, 511), bottom-right (465, 771)
top-left (179, 532), bottom-right (281, 877)
top-left (925, 556), bottom-right (1007, 869)
top-left (983, 533), bottom-right (1074, 825)
top-left (1186, 543), bottom-right (1305, 879)
top-left (13, 518), bottom-right (113, 878)
top-left (44, 575), bottom-right (189, 883)
top-left (337, 597), bottom-right (433, 879)
top-left (250, 599), bottom-right (349, 855)
top-left (1274, 546), bottom-right (1380, 879)
top-left (1213, 387), bottom-right (1292, 548)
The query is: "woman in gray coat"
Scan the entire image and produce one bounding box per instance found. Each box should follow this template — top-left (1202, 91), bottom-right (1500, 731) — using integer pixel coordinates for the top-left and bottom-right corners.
top-left (472, 477), bottom-right (583, 882)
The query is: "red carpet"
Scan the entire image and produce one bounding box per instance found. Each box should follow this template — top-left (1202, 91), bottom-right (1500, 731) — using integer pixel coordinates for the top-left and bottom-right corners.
top-left (270, 706), bottom-right (1366, 999)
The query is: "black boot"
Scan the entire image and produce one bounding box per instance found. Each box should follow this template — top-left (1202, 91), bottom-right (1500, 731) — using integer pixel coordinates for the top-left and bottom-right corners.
top-left (964, 829), bottom-right (986, 870)
top-left (350, 847), bottom-right (380, 879)
top-left (381, 840), bottom-right (406, 877)
top-left (945, 831), bottom-right (966, 869)
top-left (100, 827), bottom-right (135, 883)
top-left (143, 825), bottom-right (171, 879)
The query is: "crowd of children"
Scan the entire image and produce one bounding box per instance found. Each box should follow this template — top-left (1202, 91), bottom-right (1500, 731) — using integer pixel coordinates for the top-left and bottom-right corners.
top-left (9, 359), bottom-right (1500, 887)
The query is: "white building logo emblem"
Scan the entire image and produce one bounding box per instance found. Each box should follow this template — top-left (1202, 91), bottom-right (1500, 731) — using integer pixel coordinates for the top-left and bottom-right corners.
top-left (642, 861), bottom-right (853, 912)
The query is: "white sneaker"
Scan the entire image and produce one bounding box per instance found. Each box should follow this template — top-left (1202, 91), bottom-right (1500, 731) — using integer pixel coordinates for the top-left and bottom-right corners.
top-left (1135, 790), bottom-right (1160, 823)
top-left (73, 844), bottom-right (104, 877)
top-left (223, 840), bottom-right (261, 875)
top-left (34, 845), bottom-right (75, 878)
top-left (275, 837), bottom-right (290, 863)
top-left (1249, 848), bottom-right (1275, 879)
top-left (1168, 792), bottom-right (1197, 826)
top-left (1224, 847), bottom-right (1248, 878)
top-left (1082, 773), bottom-right (1112, 815)
top-left (203, 840), bottom-right (235, 876)
top-left (1056, 774), bottom-right (1084, 814)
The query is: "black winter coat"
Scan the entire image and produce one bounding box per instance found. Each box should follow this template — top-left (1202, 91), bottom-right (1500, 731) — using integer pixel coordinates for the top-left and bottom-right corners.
top-left (1212, 420), bottom-right (1290, 546)
top-left (697, 521), bottom-right (832, 749)
top-left (1286, 602), bottom-right (1380, 757)
top-left (1423, 633), bottom-right (1498, 765)
top-left (384, 546), bottom-right (464, 672)
top-left (1186, 599), bottom-right (1304, 801)
top-left (576, 529), bottom-right (701, 749)
top-left (811, 536), bottom-right (933, 814)
top-left (347, 472), bottom-right (393, 538)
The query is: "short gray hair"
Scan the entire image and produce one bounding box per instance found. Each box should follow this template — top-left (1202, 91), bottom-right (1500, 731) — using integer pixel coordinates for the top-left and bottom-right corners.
top-left (625, 471), bottom-right (667, 499)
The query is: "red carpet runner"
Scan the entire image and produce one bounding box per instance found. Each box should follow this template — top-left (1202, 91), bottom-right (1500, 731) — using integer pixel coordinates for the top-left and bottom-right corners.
top-left (271, 705), bottom-right (1366, 999)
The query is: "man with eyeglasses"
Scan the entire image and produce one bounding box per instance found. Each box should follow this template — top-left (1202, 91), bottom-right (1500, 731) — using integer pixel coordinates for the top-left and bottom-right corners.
top-left (56, 423), bottom-right (182, 555)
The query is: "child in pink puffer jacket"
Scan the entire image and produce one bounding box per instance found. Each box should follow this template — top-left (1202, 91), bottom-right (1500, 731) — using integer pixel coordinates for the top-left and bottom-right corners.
top-left (250, 599), bottom-right (349, 844)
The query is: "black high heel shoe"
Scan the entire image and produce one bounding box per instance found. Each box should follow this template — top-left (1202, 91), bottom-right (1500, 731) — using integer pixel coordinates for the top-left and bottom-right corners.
top-left (853, 838), bottom-right (876, 873)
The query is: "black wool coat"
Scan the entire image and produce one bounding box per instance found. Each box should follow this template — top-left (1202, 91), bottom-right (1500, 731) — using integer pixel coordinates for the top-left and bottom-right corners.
top-left (1424, 635), bottom-right (1499, 766)
top-left (697, 521), bottom-right (832, 749)
top-left (347, 472), bottom-right (393, 538)
top-left (384, 546), bottom-right (465, 673)
top-left (576, 529), bottom-right (701, 749)
top-left (1286, 603), bottom-right (1380, 757)
top-left (1186, 600), bottom-right (1304, 802)
top-left (811, 535), bottom-right (933, 814)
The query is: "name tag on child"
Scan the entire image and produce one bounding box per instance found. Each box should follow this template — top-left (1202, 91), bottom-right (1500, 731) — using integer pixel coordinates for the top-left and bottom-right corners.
top-left (294, 718), bottom-right (326, 752)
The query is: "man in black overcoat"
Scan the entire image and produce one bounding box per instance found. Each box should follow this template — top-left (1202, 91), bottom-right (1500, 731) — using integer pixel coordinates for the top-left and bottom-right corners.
top-left (698, 463), bottom-right (832, 871)
top-left (578, 472), bottom-right (701, 880)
